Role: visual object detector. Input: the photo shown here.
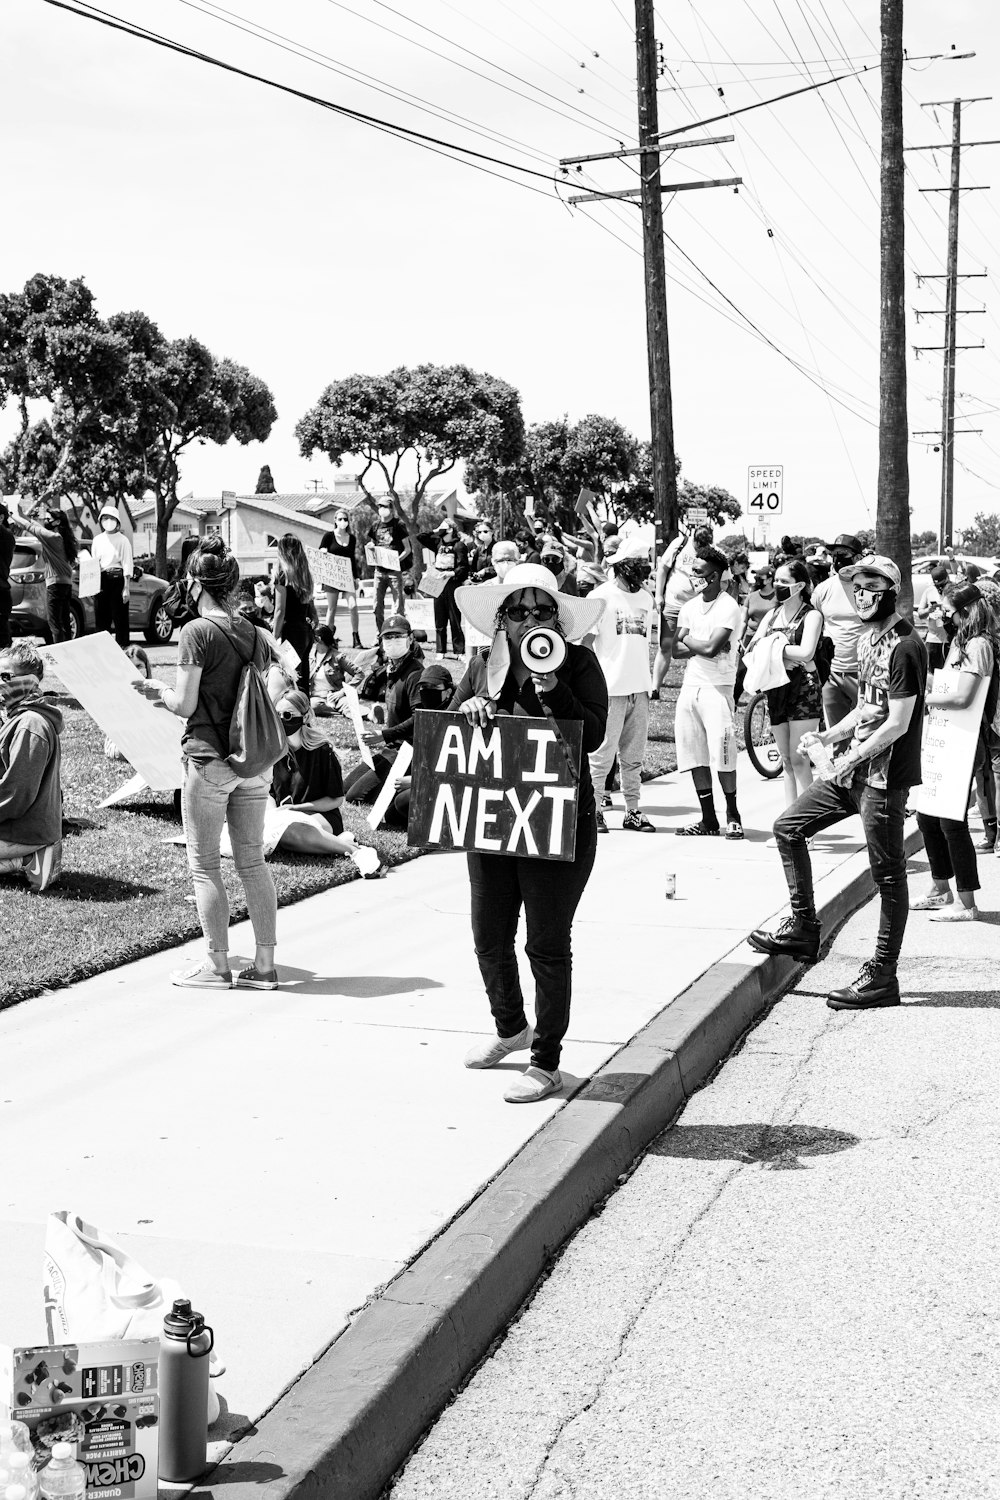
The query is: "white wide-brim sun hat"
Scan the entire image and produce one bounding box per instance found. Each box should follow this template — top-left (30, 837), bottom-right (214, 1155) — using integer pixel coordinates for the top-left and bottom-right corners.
top-left (455, 563), bottom-right (606, 642)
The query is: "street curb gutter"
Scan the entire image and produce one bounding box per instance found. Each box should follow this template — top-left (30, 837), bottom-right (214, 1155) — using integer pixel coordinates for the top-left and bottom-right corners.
top-left (200, 829), bottom-right (921, 1500)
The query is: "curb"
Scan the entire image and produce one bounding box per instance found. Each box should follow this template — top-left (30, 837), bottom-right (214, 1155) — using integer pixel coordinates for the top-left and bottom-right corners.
top-left (198, 828), bottom-right (921, 1500)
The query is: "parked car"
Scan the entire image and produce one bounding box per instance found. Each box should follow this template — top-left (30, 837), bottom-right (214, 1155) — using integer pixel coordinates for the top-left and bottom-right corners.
top-left (911, 554), bottom-right (996, 617)
top-left (9, 538), bottom-right (175, 644)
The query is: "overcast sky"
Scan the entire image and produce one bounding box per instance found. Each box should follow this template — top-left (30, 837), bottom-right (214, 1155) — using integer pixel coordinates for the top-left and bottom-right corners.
top-left (4, 0), bottom-right (998, 540)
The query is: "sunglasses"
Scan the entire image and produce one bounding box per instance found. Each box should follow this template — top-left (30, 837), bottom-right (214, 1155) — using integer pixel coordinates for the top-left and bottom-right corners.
top-left (504, 603), bottom-right (559, 623)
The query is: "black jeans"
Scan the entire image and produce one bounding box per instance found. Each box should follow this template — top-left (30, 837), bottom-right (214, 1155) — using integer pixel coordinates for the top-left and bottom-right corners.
top-left (95, 572), bottom-right (130, 647)
top-left (0, 583), bottom-right (11, 649)
top-left (433, 579), bottom-right (465, 652)
top-left (466, 811), bottom-right (597, 1072)
top-left (916, 811), bottom-right (979, 892)
top-left (773, 775), bottom-right (909, 970)
top-left (47, 582), bottom-right (74, 643)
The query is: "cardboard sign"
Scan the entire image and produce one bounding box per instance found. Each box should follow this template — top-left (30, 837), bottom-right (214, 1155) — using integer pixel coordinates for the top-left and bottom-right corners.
top-left (913, 668), bottom-right (990, 822)
top-left (419, 569), bottom-right (449, 599)
top-left (341, 681), bottom-right (375, 768)
top-left (367, 739), bottom-right (413, 830)
top-left (41, 634), bottom-right (184, 790)
top-left (306, 546), bottom-right (354, 593)
top-left (78, 551), bottom-right (100, 598)
top-left (407, 711), bottom-right (582, 861)
top-left (365, 543), bottom-right (402, 571)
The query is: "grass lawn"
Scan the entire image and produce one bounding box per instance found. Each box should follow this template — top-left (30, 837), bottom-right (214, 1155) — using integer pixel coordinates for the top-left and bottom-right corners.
top-left (0, 652), bottom-right (681, 1013)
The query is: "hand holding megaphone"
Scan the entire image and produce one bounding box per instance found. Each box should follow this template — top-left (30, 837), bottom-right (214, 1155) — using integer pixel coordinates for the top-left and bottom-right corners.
top-left (519, 626), bottom-right (567, 691)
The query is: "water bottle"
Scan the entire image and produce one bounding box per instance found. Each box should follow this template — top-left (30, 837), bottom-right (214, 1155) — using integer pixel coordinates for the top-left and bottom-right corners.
top-left (159, 1299), bottom-right (214, 1482)
top-left (38, 1445), bottom-right (84, 1500)
top-left (4, 1455), bottom-right (37, 1500)
top-left (0, 1423), bottom-right (31, 1458)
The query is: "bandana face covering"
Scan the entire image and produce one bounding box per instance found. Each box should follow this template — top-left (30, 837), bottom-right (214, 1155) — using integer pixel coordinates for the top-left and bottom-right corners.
top-left (0, 672), bottom-right (43, 713)
top-left (854, 584), bottom-right (895, 622)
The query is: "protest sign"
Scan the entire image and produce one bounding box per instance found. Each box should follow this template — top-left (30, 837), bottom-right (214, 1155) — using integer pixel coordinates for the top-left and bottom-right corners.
top-left (913, 668), bottom-right (990, 822)
top-left (42, 634), bottom-right (184, 790)
top-left (340, 681), bottom-right (375, 768)
top-left (78, 551), bottom-right (100, 598)
top-left (418, 569), bottom-right (448, 599)
top-left (365, 542), bottom-right (402, 571)
top-left (404, 597), bottom-right (435, 639)
top-left (407, 711), bottom-right (582, 861)
top-left (306, 546), bottom-right (354, 593)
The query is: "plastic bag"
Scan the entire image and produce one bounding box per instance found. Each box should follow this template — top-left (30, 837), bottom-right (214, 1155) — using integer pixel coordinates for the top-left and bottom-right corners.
top-left (43, 1212), bottom-right (221, 1424)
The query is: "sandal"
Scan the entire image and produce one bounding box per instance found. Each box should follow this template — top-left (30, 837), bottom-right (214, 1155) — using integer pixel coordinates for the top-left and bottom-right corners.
top-left (172, 962), bottom-right (232, 989)
top-left (676, 821), bottom-right (720, 837)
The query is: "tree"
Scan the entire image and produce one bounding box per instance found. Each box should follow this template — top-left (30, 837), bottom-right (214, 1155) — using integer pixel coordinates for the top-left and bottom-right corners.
top-left (255, 464), bottom-right (276, 494)
top-left (296, 364), bottom-right (524, 575)
top-left (959, 511), bottom-right (1000, 556)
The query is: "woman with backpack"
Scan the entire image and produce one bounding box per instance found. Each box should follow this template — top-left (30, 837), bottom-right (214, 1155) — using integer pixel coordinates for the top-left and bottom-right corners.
top-left (271, 535), bottom-right (315, 697)
top-left (743, 557), bottom-right (824, 806)
top-left (134, 536), bottom-right (289, 990)
top-left (911, 582), bottom-right (998, 919)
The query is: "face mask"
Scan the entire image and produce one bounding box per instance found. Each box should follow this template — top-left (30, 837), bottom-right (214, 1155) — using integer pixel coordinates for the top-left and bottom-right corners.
top-left (774, 581), bottom-right (804, 604)
top-left (101, 519), bottom-right (117, 531)
top-left (831, 552), bottom-right (853, 573)
top-left (690, 577), bottom-right (708, 595)
top-left (616, 562), bottom-right (648, 592)
top-left (540, 556), bottom-right (562, 573)
top-left (494, 559), bottom-right (514, 580)
top-left (942, 614), bottom-right (958, 638)
top-left (280, 715), bottom-right (305, 737)
top-left (854, 585), bottom-right (896, 623)
top-left (383, 637), bottom-right (410, 660)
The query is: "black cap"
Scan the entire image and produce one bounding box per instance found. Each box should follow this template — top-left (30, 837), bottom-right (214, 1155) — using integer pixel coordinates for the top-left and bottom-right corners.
top-left (827, 533), bottom-right (862, 553)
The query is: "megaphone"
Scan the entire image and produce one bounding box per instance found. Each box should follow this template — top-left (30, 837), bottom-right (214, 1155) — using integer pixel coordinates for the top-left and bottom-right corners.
top-left (519, 626), bottom-right (567, 674)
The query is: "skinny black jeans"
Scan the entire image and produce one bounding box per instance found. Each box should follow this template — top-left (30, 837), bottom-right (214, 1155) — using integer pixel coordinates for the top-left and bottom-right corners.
top-left (47, 582), bottom-right (74, 643)
top-left (773, 774), bottom-right (909, 970)
top-left (467, 811), bottom-right (597, 1072)
top-left (95, 572), bottom-right (130, 647)
top-left (916, 811), bottom-right (980, 893)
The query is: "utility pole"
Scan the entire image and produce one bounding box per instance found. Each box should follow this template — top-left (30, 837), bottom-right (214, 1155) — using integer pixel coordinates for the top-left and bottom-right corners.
top-left (634, 0), bottom-right (677, 559)
top-left (908, 97), bottom-right (994, 549)
top-left (877, 0), bottom-right (910, 608)
top-left (558, 9), bottom-right (741, 560)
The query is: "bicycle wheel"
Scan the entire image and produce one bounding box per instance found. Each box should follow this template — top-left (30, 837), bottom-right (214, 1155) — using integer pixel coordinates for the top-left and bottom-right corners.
top-left (743, 691), bottom-right (783, 779)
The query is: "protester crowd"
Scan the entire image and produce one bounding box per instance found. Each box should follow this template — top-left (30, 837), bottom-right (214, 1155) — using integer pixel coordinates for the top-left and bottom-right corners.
top-left (2, 493), bottom-right (1000, 1093)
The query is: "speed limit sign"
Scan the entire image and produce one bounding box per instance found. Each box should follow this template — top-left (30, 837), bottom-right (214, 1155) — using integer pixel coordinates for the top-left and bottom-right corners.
top-left (748, 465), bottom-right (783, 516)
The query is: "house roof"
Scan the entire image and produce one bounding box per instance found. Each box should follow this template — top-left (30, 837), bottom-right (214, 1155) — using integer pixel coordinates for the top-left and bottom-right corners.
top-left (228, 496), bottom-right (337, 533)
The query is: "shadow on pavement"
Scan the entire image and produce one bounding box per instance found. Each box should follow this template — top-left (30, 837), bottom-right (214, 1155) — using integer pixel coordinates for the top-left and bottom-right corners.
top-left (259, 968), bottom-right (445, 997)
top-left (648, 1121), bottom-right (860, 1170)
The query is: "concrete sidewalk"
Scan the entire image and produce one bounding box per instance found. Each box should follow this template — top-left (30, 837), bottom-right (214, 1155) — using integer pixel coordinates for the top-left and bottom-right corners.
top-left (0, 758), bottom-right (879, 1468)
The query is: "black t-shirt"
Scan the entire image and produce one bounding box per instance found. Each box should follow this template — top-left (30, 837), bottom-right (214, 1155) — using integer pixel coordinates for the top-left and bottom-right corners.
top-left (272, 742), bottom-right (344, 806)
top-left (852, 618), bottom-right (926, 791)
top-left (177, 616), bottom-right (276, 762)
top-left (319, 532), bottom-right (359, 573)
top-left (371, 518), bottom-right (411, 571)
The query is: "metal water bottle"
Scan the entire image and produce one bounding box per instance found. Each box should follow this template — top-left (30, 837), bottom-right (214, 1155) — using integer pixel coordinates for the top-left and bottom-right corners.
top-left (159, 1299), bottom-right (214, 1482)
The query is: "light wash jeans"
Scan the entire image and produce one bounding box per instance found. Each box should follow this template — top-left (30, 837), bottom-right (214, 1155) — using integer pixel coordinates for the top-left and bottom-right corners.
top-left (588, 692), bottom-right (650, 813)
top-left (182, 757), bottom-right (277, 953)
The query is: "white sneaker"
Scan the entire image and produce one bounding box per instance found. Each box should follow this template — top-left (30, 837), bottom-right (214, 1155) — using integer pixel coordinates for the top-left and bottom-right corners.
top-left (929, 906), bottom-right (978, 922)
top-left (464, 1024), bottom-right (533, 1069)
top-left (504, 1066), bottom-right (562, 1103)
top-left (25, 840), bottom-right (61, 893)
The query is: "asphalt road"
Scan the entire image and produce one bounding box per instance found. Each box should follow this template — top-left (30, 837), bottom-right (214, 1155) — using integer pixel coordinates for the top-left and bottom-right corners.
top-left (390, 845), bottom-right (1000, 1500)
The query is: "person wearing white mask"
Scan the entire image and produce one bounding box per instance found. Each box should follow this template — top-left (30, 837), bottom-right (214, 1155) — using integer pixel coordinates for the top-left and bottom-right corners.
top-left (91, 504), bottom-right (133, 648)
top-left (490, 539), bottom-right (519, 581)
top-left (743, 558), bottom-right (823, 805)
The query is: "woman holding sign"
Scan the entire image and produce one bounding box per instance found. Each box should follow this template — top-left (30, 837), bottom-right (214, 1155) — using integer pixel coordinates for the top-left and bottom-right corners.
top-left (452, 564), bottom-right (608, 1104)
top-left (318, 509), bottom-right (362, 647)
top-left (911, 583), bottom-right (998, 920)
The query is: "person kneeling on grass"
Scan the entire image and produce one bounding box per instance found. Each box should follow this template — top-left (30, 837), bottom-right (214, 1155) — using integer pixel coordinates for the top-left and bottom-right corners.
top-left (0, 642), bottom-right (64, 892)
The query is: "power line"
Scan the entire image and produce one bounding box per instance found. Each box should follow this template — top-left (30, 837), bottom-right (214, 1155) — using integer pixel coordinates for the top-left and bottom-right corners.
top-left (43, 0), bottom-right (562, 196)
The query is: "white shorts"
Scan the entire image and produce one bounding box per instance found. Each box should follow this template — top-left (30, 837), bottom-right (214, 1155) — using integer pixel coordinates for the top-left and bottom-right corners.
top-left (675, 683), bottom-right (738, 774)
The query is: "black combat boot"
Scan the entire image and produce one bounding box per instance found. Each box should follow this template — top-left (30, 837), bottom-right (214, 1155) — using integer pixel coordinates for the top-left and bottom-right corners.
top-left (748, 913), bottom-right (821, 963)
top-left (826, 960), bottom-right (900, 1010)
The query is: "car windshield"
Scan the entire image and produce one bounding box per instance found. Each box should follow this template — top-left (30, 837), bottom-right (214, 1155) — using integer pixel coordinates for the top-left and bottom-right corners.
top-left (12, 545), bottom-right (38, 571)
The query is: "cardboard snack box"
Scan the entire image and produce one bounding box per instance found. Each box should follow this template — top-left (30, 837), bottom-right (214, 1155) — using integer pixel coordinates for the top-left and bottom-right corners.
top-left (1, 1340), bottom-right (158, 1500)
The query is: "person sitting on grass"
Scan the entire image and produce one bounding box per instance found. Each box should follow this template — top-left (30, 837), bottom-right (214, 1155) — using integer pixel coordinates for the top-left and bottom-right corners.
top-left (0, 642), bottom-right (64, 892)
top-left (309, 625), bottom-right (366, 711)
top-left (272, 689), bottom-right (348, 838)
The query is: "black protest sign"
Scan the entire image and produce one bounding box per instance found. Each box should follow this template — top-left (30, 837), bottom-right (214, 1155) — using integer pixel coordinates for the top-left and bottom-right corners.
top-left (407, 711), bottom-right (583, 861)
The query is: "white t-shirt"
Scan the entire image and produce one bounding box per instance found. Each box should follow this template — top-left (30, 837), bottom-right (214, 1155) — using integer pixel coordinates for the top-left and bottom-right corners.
top-left (91, 530), bottom-right (134, 574)
top-left (812, 575), bottom-right (862, 670)
top-left (662, 534), bottom-right (701, 613)
top-left (676, 591), bottom-right (743, 688)
top-left (589, 581), bottom-right (654, 696)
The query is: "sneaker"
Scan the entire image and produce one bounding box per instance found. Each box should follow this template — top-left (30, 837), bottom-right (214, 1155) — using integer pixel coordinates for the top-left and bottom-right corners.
top-left (172, 962), bottom-right (233, 989)
top-left (827, 960), bottom-right (900, 1010)
top-left (929, 906), bottom-right (978, 922)
top-left (25, 840), bottom-right (61, 893)
top-left (723, 821), bottom-right (744, 841)
top-left (622, 811), bottom-right (656, 832)
top-left (464, 1023), bottom-right (533, 1069)
top-left (676, 821), bottom-right (720, 837)
top-left (504, 1066), bottom-right (562, 1103)
top-left (748, 914), bottom-right (821, 963)
top-left (600, 793), bottom-right (613, 809)
top-left (233, 964), bottom-right (280, 989)
top-left (596, 811), bottom-right (609, 834)
top-left (974, 825), bottom-right (997, 852)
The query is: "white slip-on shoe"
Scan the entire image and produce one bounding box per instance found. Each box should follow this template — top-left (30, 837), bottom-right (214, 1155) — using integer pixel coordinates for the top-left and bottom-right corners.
top-left (504, 1066), bottom-right (562, 1104)
top-left (464, 1024), bottom-right (533, 1069)
top-left (929, 906), bottom-right (978, 922)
